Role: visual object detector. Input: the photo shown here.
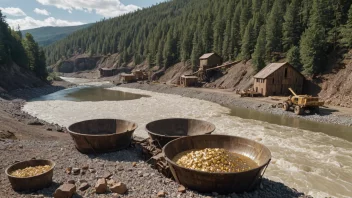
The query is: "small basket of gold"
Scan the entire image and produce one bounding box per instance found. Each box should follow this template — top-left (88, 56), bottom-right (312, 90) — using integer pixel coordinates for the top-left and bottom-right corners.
top-left (5, 159), bottom-right (55, 191)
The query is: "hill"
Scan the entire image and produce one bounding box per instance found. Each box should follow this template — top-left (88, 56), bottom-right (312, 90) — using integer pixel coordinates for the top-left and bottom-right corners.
top-left (44, 0), bottom-right (352, 77)
top-left (22, 24), bottom-right (91, 46)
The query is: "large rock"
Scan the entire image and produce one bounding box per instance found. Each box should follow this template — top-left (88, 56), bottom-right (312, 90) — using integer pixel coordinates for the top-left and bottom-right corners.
top-left (110, 182), bottom-right (127, 194)
top-left (53, 184), bottom-right (76, 198)
top-left (95, 178), bottom-right (107, 194)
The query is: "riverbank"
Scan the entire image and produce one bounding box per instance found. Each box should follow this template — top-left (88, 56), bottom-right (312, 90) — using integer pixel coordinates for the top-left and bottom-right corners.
top-left (0, 82), bottom-right (314, 198)
top-left (0, 80), bottom-right (74, 140)
top-left (120, 83), bottom-right (352, 127)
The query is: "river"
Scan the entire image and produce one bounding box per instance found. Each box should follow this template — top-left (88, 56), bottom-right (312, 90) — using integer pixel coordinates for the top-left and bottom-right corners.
top-left (23, 85), bottom-right (352, 198)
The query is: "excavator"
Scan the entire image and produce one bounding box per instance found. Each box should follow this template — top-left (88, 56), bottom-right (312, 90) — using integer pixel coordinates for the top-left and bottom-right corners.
top-left (282, 88), bottom-right (325, 115)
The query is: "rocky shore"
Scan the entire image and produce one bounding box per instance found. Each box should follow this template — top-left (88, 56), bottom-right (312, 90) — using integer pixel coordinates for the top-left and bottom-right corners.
top-left (120, 83), bottom-right (352, 127)
top-left (0, 138), bottom-right (311, 198)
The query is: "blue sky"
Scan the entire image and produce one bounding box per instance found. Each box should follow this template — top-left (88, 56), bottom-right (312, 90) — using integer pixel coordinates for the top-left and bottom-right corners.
top-left (0, 0), bottom-right (166, 30)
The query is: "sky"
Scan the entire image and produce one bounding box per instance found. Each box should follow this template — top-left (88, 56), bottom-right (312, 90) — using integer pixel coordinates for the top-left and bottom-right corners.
top-left (0, 0), bottom-right (166, 30)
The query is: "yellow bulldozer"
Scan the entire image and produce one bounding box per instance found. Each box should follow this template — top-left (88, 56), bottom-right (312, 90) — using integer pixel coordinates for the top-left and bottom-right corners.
top-left (282, 88), bottom-right (325, 115)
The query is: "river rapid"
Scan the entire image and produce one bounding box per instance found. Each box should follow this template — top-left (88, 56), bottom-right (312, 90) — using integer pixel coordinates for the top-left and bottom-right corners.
top-left (23, 86), bottom-right (352, 198)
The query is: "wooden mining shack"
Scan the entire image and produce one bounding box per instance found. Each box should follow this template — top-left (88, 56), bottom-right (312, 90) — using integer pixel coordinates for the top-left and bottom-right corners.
top-left (121, 73), bottom-right (136, 83)
top-left (133, 70), bottom-right (148, 80)
top-left (180, 75), bottom-right (198, 87)
top-left (99, 68), bottom-right (118, 77)
top-left (253, 62), bottom-right (304, 97)
top-left (199, 53), bottom-right (222, 71)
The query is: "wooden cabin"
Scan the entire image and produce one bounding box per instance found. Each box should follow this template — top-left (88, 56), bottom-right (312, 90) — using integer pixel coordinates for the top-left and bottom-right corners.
top-left (253, 62), bottom-right (304, 96)
top-left (180, 75), bottom-right (198, 87)
top-left (133, 70), bottom-right (148, 80)
top-left (99, 68), bottom-right (118, 77)
top-left (199, 53), bottom-right (222, 70)
top-left (120, 73), bottom-right (136, 83)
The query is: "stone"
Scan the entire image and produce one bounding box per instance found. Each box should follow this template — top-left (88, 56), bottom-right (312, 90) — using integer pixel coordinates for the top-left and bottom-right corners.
top-left (79, 183), bottom-right (90, 191)
top-left (89, 168), bottom-right (96, 173)
top-left (82, 165), bottom-right (89, 170)
top-left (66, 167), bottom-right (72, 174)
top-left (72, 168), bottom-right (80, 175)
top-left (47, 127), bottom-right (53, 131)
top-left (107, 179), bottom-right (115, 186)
top-left (112, 193), bottom-right (121, 198)
top-left (27, 119), bottom-right (43, 126)
top-left (19, 145), bottom-right (23, 149)
top-left (143, 173), bottom-right (149, 177)
top-left (110, 182), bottom-right (127, 194)
top-left (132, 162), bottom-right (137, 167)
top-left (157, 190), bottom-right (166, 197)
top-left (102, 171), bottom-right (112, 179)
top-left (95, 178), bottom-right (107, 194)
top-left (178, 185), bottom-right (186, 193)
top-left (67, 180), bottom-right (75, 184)
top-left (81, 170), bottom-right (86, 175)
top-left (117, 166), bottom-right (124, 171)
top-left (53, 184), bottom-right (76, 198)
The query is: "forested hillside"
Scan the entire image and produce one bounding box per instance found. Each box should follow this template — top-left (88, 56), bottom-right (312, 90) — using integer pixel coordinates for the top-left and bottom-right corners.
top-left (45, 0), bottom-right (352, 76)
top-left (22, 24), bottom-right (92, 46)
top-left (0, 11), bottom-right (47, 83)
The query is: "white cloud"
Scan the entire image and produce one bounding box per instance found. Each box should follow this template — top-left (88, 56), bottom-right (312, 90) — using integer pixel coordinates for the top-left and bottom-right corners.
top-left (6, 16), bottom-right (84, 30)
top-left (0, 7), bottom-right (26, 17)
top-left (36, 0), bottom-right (140, 17)
top-left (34, 8), bottom-right (51, 16)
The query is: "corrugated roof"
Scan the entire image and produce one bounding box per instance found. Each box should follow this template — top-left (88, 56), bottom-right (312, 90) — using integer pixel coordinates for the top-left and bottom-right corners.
top-left (181, 75), bottom-right (198, 79)
top-left (100, 67), bottom-right (116, 71)
top-left (199, 53), bottom-right (216, 59)
top-left (253, 62), bottom-right (288, 79)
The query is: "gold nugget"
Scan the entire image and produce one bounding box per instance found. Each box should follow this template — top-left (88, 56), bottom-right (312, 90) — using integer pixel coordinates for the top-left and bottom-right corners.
top-left (173, 148), bottom-right (257, 173)
top-left (11, 165), bottom-right (51, 178)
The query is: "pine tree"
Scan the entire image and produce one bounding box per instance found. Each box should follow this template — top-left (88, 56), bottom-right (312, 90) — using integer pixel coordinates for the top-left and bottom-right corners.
top-left (283, 0), bottom-right (302, 51)
top-left (300, 0), bottom-right (328, 75)
top-left (191, 32), bottom-right (201, 70)
top-left (163, 29), bottom-right (173, 67)
top-left (213, 15), bottom-right (225, 55)
top-left (232, 4), bottom-right (242, 58)
top-left (340, 4), bottom-right (352, 48)
top-left (201, 19), bottom-right (212, 53)
top-left (240, 2), bottom-right (251, 39)
top-left (222, 20), bottom-right (232, 60)
top-left (240, 19), bottom-right (254, 60)
top-left (287, 46), bottom-right (302, 70)
top-left (252, 26), bottom-right (266, 71)
top-left (266, 0), bottom-right (284, 56)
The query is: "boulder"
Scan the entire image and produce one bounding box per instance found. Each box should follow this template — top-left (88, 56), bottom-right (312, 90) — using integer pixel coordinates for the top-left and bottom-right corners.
top-left (95, 178), bottom-right (107, 194)
top-left (53, 184), bottom-right (76, 198)
top-left (110, 182), bottom-right (127, 194)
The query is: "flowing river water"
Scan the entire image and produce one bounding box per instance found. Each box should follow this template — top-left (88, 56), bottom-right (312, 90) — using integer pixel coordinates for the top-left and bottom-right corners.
top-left (23, 85), bottom-right (352, 198)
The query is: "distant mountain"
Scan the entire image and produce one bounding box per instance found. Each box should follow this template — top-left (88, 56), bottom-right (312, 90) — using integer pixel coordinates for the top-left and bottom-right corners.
top-left (22, 24), bottom-right (92, 46)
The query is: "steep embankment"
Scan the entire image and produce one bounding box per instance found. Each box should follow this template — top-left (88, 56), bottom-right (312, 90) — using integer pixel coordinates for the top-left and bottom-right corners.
top-left (0, 63), bottom-right (45, 93)
top-left (319, 51), bottom-right (352, 108)
top-left (203, 61), bottom-right (255, 90)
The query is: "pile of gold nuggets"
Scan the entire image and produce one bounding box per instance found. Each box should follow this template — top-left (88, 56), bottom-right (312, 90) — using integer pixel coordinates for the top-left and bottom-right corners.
top-left (174, 148), bottom-right (255, 173)
top-left (11, 165), bottom-right (51, 178)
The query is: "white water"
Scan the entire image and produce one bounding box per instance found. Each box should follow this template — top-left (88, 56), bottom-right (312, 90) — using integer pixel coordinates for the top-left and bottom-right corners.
top-left (23, 87), bottom-right (352, 198)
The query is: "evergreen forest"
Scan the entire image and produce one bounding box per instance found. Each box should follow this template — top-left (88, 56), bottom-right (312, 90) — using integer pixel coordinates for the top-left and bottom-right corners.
top-left (43, 0), bottom-right (352, 76)
top-left (0, 11), bottom-right (47, 80)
